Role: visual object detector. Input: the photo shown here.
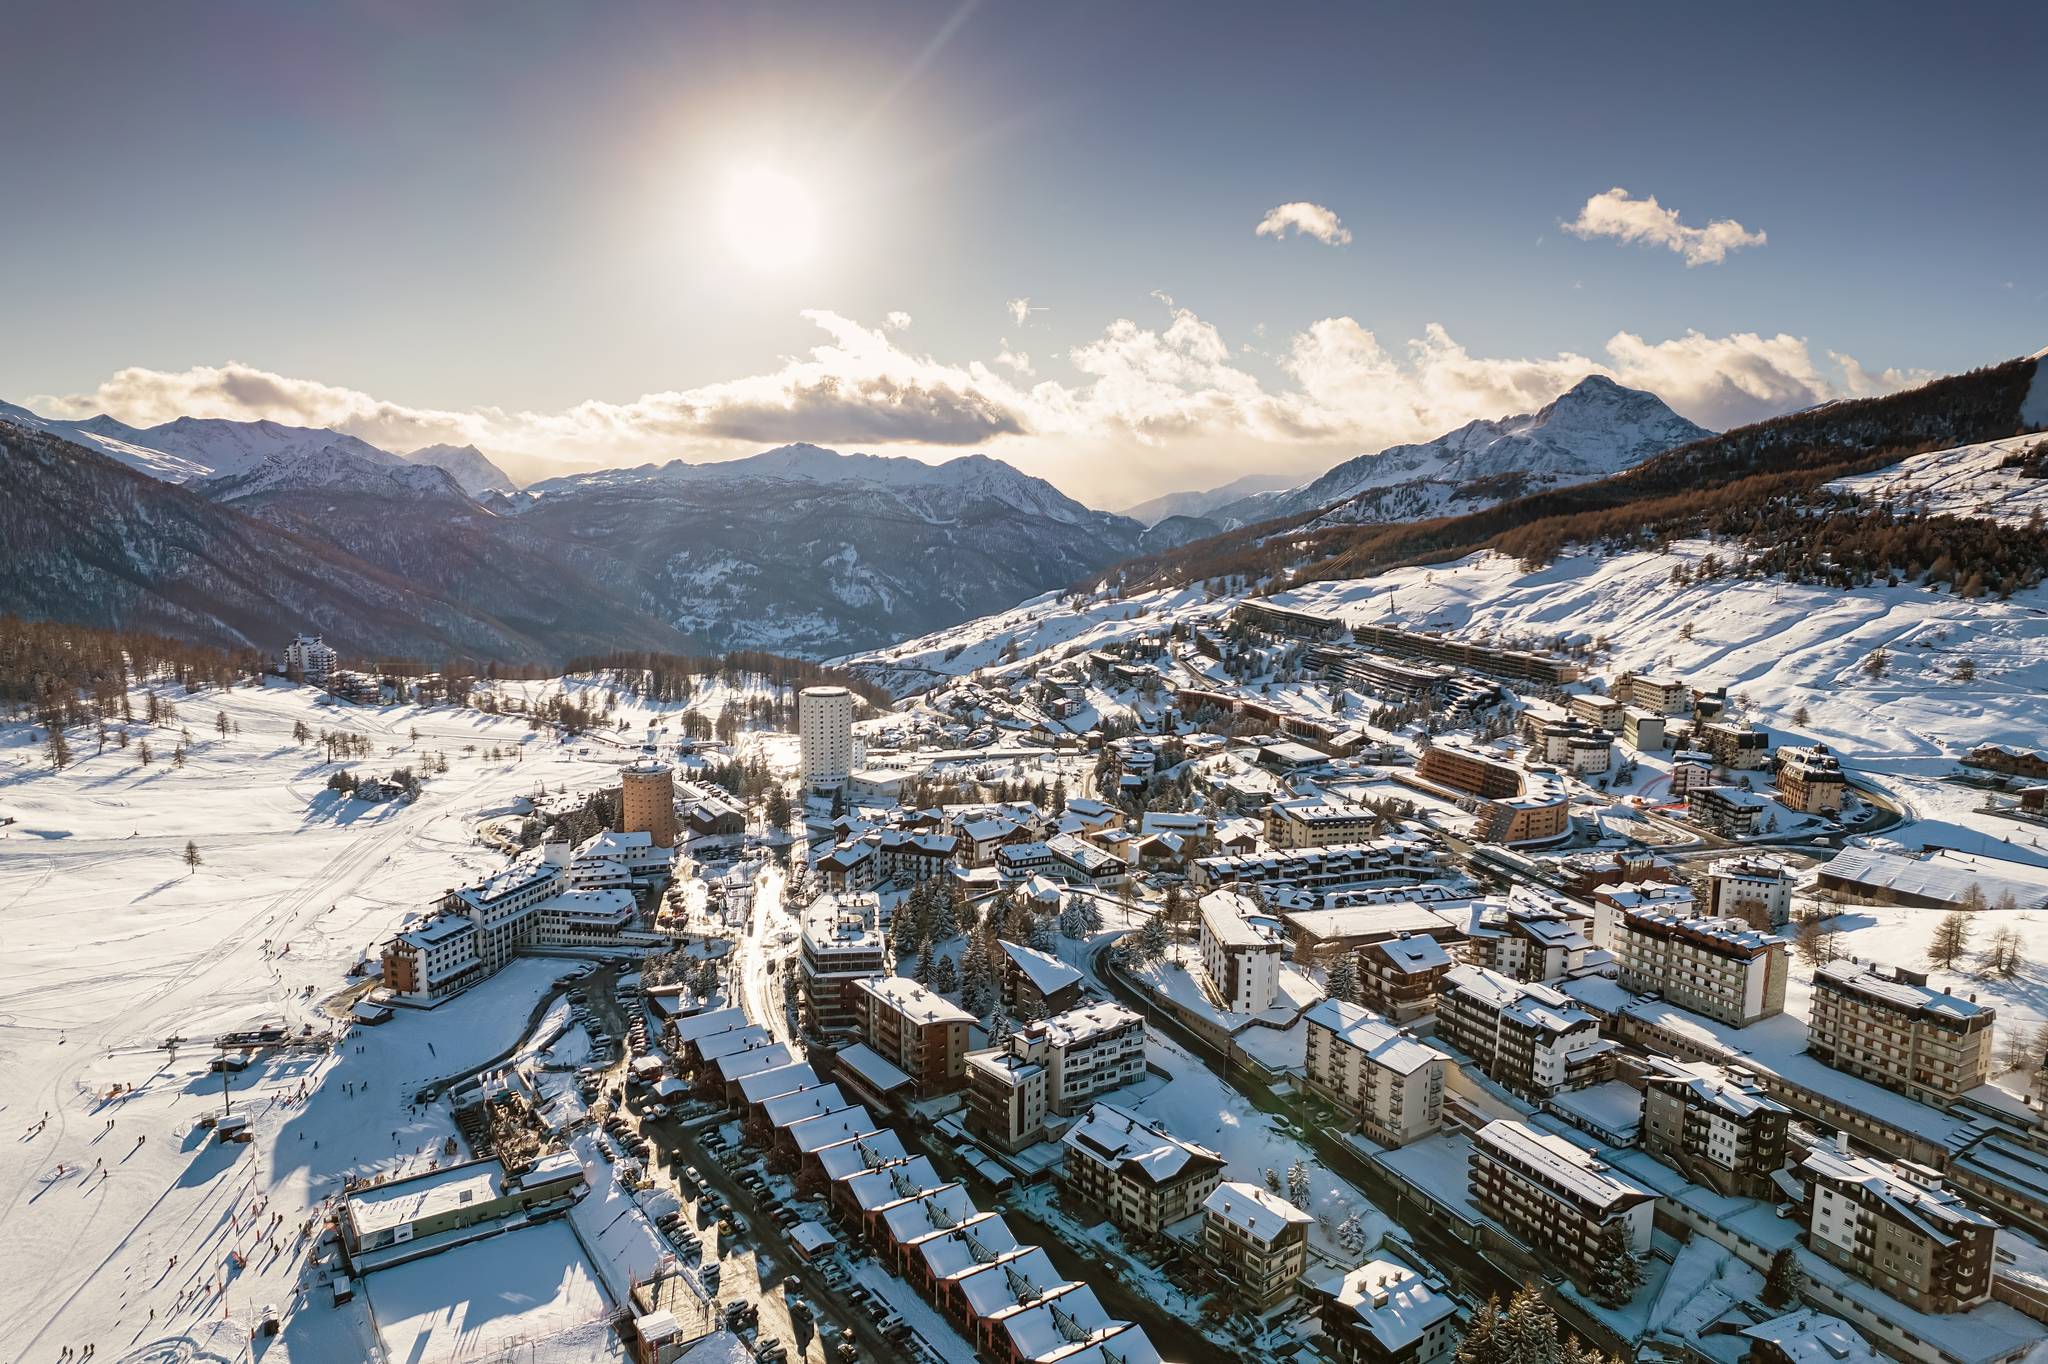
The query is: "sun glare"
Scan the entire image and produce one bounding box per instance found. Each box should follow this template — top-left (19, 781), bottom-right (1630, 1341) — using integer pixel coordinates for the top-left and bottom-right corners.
top-left (719, 163), bottom-right (820, 271)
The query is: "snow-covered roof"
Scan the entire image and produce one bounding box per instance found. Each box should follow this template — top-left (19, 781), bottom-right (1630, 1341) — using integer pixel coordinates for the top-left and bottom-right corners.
top-left (879, 1181), bottom-right (979, 1244)
top-left (956, 1246), bottom-right (1066, 1317)
top-left (695, 1025), bottom-right (772, 1062)
top-left (1369, 933), bottom-right (1452, 972)
top-left (737, 1062), bottom-right (819, 1105)
top-left (1061, 1101), bottom-right (1224, 1186)
top-left (1641, 1058), bottom-right (1790, 1121)
top-left (1819, 847), bottom-right (2048, 912)
top-left (1739, 1310), bottom-right (1880, 1364)
top-left (844, 1157), bottom-right (946, 1212)
top-left (1472, 1120), bottom-right (1655, 1212)
top-left (1304, 999), bottom-right (1446, 1075)
top-left (673, 1005), bottom-right (749, 1044)
top-left (835, 1040), bottom-right (915, 1094)
top-left (817, 1129), bottom-right (909, 1181)
top-left (1814, 960), bottom-right (1989, 1021)
top-left (1319, 1260), bottom-right (1456, 1353)
top-left (763, 1083), bottom-right (851, 1130)
top-left (789, 1108), bottom-right (882, 1155)
top-left (855, 975), bottom-right (975, 1025)
top-left (1444, 964), bottom-right (1597, 1035)
top-left (1800, 1142), bottom-right (1996, 1244)
top-left (998, 939), bottom-right (1084, 996)
top-left (1202, 1181), bottom-right (1311, 1241)
top-left (1034, 1001), bottom-right (1141, 1049)
top-left (715, 1043), bottom-right (796, 1083)
top-left (345, 1159), bottom-right (506, 1239)
top-left (1198, 889), bottom-right (1282, 951)
top-left (915, 1211), bottom-right (1022, 1282)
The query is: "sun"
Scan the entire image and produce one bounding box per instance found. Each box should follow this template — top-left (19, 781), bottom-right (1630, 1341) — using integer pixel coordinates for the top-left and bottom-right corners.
top-left (719, 163), bottom-right (819, 271)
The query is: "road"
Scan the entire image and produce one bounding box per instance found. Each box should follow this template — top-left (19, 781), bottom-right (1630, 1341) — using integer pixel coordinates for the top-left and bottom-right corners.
top-left (638, 1106), bottom-right (913, 1364)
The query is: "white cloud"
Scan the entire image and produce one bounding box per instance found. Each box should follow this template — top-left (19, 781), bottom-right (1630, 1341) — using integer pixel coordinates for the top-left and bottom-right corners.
top-left (33, 305), bottom-right (1918, 505)
top-left (1565, 187), bottom-right (1766, 267)
top-left (1006, 297), bottom-right (1038, 326)
top-left (1254, 202), bottom-right (1352, 247)
top-left (883, 311), bottom-right (912, 331)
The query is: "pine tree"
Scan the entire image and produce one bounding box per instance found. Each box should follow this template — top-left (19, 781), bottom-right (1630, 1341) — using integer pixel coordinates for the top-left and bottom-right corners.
top-left (929, 889), bottom-right (959, 941)
top-left (1929, 911), bottom-right (1971, 968)
top-left (1326, 952), bottom-right (1362, 1005)
top-left (1286, 1160), bottom-right (1312, 1208)
top-left (1263, 1167), bottom-right (1282, 1196)
top-left (182, 839), bottom-right (202, 872)
top-left (137, 739), bottom-right (154, 768)
top-left (1137, 914), bottom-right (1169, 962)
top-left (1589, 1245), bottom-right (1644, 1308)
top-left (1762, 1247), bottom-right (1801, 1308)
top-left (44, 726), bottom-right (72, 771)
top-left (1454, 1295), bottom-right (1506, 1364)
top-left (215, 710), bottom-right (230, 737)
top-left (1490, 1285), bottom-right (1565, 1364)
top-left (929, 953), bottom-right (959, 994)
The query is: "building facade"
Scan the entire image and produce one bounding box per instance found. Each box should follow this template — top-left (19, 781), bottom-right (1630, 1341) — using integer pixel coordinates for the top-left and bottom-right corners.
top-left (1613, 908), bottom-right (1788, 1026)
top-left (1058, 1101), bottom-right (1225, 1240)
top-left (1801, 1142), bottom-right (1995, 1314)
top-left (799, 686), bottom-right (855, 792)
top-left (1639, 1059), bottom-right (1791, 1200)
top-left (1198, 890), bottom-right (1284, 1013)
top-left (1302, 999), bottom-right (1446, 1146)
top-left (854, 975), bottom-right (974, 1096)
top-left (1469, 1120), bottom-right (1655, 1296)
top-left (620, 758), bottom-right (678, 848)
top-left (1201, 1181), bottom-right (1312, 1312)
top-left (1806, 962), bottom-right (1994, 1105)
top-left (1437, 965), bottom-right (1613, 1100)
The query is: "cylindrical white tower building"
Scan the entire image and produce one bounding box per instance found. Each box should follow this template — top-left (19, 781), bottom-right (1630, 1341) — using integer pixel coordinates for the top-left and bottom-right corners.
top-left (799, 686), bottom-right (854, 791)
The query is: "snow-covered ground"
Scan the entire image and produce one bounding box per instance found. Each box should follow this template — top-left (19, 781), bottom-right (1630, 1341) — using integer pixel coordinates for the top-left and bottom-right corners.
top-left (367, 1220), bottom-right (619, 1363)
top-left (0, 678), bottom-right (636, 1358)
top-left (1828, 434), bottom-right (2048, 528)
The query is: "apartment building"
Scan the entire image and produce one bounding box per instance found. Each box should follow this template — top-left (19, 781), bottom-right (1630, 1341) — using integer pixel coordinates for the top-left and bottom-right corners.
top-left (384, 834), bottom-right (670, 1003)
top-left (1192, 836), bottom-right (1442, 894)
top-left (1357, 933), bottom-right (1455, 1023)
top-left (282, 633), bottom-right (338, 684)
top-left (1777, 744), bottom-right (1848, 815)
top-left (1698, 721), bottom-right (1771, 771)
top-left (1801, 1141), bottom-right (1995, 1314)
top-left (1417, 740), bottom-right (1572, 846)
top-left (965, 1003), bottom-right (1146, 1150)
top-left (799, 685), bottom-right (854, 791)
top-left (1058, 1102), bottom-right (1225, 1239)
top-left (1614, 908), bottom-right (1788, 1026)
top-left (1201, 1181), bottom-right (1312, 1312)
top-left (854, 975), bottom-right (974, 1096)
top-left (619, 758), bottom-right (678, 848)
top-left (1624, 674), bottom-right (1690, 715)
top-left (1469, 1120), bottom-right (1655, 1295)
top-left (1807, 961), bottom-right (1994, 1105)
top-left (1278, 884), bottom-right (1472, 955)
top-left (1588, 879), bottom-right (1695, 951)
top-left (1437, 965), bottom-right (1614, 1099)
top-left (1266, 799), bottom-right (1382, 850)
top-left (1463, 895), bottom-right (1592, 983)
top-left (1346, 621), bottom-right (1582, 688)
top-left (1306, 643), bottom-right (1454, 702)
top-left (996, 940), bottom-right (1087, 1017)
top-left (1688, 784), bottom-right (1767, 836)
top-left (1669, 749), bottom-right (1715, 797)
top-left (1520, 703), bottom-right (1614, 774)
top-left (1314, 1260), bottom-right (1458, 1364)
top-left (876, 829), bottom-right (956, 885)
top-left (1621, 707), bottom-right (1667, 752)
top-left (1706, 854), bottom-right (1794, 926)
top-left (799, 895), bottom-right (887, 1037)
top-left (1302, 999), bottom-right (1447, 1146)
top-left (965, 1047), bottom-right (1047, 1153)
top-left (1198, 890), bottom-right (1284, 1014)
top-left (1639, 1058), bottom-right (1791, 1199)
top-left (1569, 693), bottom-right (1626, 729)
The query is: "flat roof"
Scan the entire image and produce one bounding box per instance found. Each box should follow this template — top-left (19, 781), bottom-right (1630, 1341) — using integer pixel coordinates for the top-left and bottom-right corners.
top-left (346, 1159), bottom-right (506, 1238)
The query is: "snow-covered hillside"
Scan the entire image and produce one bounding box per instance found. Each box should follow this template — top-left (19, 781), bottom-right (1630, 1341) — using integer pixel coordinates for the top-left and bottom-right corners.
top-left (1828, 433), bottom-right (2048, 527)
top-left (1207, 375), bottom-right (1709, 528)
top-left (200, 445), bottom-right (470, 502)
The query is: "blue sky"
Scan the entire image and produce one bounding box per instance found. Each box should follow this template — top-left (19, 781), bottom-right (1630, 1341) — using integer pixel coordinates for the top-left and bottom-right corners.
top-left (3, 0), bottom-right (2041, 503)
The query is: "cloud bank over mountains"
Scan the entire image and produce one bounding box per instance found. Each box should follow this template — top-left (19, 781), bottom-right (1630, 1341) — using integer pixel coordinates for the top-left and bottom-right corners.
top-left (29, 302), bottom-right (1925, 502)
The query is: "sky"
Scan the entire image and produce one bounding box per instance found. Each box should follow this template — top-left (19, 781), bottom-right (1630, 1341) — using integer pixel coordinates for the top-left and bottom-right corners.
top-left (2, 0), bottom-right (2043, 507)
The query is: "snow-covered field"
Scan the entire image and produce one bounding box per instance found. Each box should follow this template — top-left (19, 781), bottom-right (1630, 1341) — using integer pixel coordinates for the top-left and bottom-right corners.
top-left (1828, 434), bottom-right (2048, 528)
top-left (368, 1221), bottom-right (618, 1363)
top-left (0, 679), bottom-right (636, 1358)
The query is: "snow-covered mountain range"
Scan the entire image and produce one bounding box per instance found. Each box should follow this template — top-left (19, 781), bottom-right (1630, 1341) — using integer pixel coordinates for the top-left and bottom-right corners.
top-left (1203, 375), bottom-right (1711, 529)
